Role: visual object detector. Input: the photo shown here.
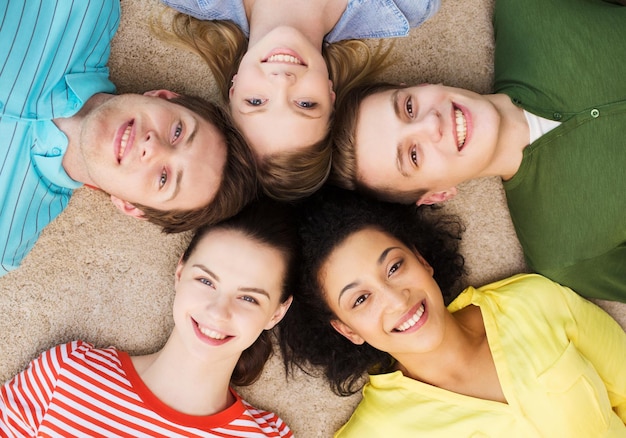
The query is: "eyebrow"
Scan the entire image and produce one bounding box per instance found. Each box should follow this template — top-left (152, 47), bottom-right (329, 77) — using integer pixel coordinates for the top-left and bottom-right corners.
top-left (336, 246), bottom-right (399, 306)
top-left (239, 287), bottom-right (271, 299)
top-left (193, 264), bottom-right (219, 281)
top-left (165, 117), bottom-right (198, 202)
top-left (192, 264), bottom-right (270, 298)
top-left (391, 91), bottom-right (410, 178)
top-left (396, 143), bottom-right (410, 178)
top-left (392, 89), bottom-right (402, 120)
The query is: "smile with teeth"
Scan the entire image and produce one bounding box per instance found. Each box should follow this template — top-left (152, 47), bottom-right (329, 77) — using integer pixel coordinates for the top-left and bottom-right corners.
top-left (454, 107), bottom-right (467, 151)
top-left (265, 53), bottom-right (303, 65)
top-left (118, 121), bottom-right (133, 161)
top-left (395, 303), bottom-right (425, 332)
top-left (199, 326), bottom-right (228, 340)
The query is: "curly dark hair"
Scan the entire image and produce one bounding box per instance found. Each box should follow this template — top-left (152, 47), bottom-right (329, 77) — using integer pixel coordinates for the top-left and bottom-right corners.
top-left (183, 197), bottom-right (300, 386)
top-left (279, 186), bottom-right (465, 396)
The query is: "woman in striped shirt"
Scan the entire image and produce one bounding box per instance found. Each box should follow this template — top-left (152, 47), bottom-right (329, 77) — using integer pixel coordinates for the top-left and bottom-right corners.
top-left (0, 200), bottom-right (297, 437)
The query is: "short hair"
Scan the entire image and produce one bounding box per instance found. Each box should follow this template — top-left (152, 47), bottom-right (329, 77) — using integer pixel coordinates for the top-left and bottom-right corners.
top-left (136, 94), bottom-right (258, 233)
top-left (182, 198), bottom-right (300, 386)
top-left (279, 186), bottom-right (465, 395)
top-left (331, 82), bottom-right (419, 202)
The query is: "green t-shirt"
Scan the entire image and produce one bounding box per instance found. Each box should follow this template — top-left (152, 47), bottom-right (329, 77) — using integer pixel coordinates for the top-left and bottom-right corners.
top-left (495, 0), bottom-right (626, 301)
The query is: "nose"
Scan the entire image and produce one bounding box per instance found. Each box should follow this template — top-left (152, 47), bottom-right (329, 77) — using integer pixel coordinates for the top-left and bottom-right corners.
top-left (268, 71), bottom-right (296, 84)
top-left (408, 109), bottom-right (443, 144)
top-left (206, 294), bottom-right (231, 321)
top-left (139, 131), bottom-right (168, 162)
top-left (382, 286), bottom-right (409, 315)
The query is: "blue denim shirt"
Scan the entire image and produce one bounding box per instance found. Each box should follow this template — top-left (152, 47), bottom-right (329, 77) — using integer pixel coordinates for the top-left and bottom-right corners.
top-left (161, 0), bottom-right (440, 43)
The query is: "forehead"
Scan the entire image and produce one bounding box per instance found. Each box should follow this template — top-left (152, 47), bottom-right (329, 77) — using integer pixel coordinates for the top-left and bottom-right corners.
top-left (234, 111), bottom-right (329, 157)
top-left (353, 91), bottom-right (399, 187)
top-left (192, 229), bottom-right (286, 272)
top-left (324, 228), bottom-right (400, 272)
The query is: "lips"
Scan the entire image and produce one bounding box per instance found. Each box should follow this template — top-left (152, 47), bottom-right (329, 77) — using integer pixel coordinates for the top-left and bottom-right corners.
top-left (262, 48), bottom-right (307, 66)
top-left (192, 318), bottom-right (233, 346)
top-left (116, 120), bottom-right (135, 163)
top-left (393, 301), bottom-right (426, 333)
top-left (453, 105), bottom-right (468, 151)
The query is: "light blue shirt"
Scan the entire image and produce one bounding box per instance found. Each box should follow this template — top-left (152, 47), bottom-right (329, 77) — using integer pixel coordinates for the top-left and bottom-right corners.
top-left (0, 0), bottom-right (120, 276)
top-left (161, 0), bottom-right (440, 43)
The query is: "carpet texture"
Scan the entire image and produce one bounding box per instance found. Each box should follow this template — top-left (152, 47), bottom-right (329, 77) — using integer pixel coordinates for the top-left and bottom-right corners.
top-left (1, 0), bottom-right (624, 436)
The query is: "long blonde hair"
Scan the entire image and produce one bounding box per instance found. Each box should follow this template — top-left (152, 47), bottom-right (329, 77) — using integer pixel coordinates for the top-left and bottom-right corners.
top-left (155, 12), bottom-right (393, 200)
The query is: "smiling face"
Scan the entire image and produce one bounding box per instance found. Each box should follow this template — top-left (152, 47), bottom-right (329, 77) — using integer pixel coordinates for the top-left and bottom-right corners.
top-left (355, 84), bottom-right (502, 205)
top-left (171, 228), bottom-right (291, 362)
top-left (320, 227), bottom-right (450, 359)
top-left (229, 27), bottom-right (335, 157)
top-left (78, 92), bottom-right (227, 213)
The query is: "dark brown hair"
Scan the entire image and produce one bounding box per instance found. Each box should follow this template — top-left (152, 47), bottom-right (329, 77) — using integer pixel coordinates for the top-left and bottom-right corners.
top-left (181, 198), bottom-right (300, 386)
top-left (280, 187), bottom-right (465, 395)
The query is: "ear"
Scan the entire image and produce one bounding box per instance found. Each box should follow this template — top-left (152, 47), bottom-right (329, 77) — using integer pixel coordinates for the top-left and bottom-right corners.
top-left (110, 195), bottom-right (146, 220)
top-left (264, 296), bottom-right (293, 330)
top-left (329, 80), bottom-right (336, 104)
top-left (228, 74), bottom-right (238, 100)
top-left (143, 89), bottom-right (179, 100)
top-left (417, 187), bottom-right (458, 206)
top-left (174, 256), bottom-right (185, 287)
top-left (412, 250), bottom-right (435, 277)
top-left (330, 319), bottom-right (365, 345)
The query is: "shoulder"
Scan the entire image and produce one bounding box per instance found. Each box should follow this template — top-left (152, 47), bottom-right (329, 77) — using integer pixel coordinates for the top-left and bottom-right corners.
top-left (326, 0), bottom-right (440, 42)
top-left (473, 274), bottom-right (585, 322)
top-left (161, 0), bottom-right (249, 33)
top-left (239, 398), bottom-right (293, 437)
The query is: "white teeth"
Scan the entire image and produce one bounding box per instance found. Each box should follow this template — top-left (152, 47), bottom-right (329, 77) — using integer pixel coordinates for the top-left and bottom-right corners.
top-left (199, 327), bottom-right (227, 340)
top-left (396, 304), bottom-right (425, 332)
top-left (118, 124), bottom-right (132, 160)
top-left (455, 108), bottom-right (467, 150)
top-left (266, 54), bottom-right (302, 65)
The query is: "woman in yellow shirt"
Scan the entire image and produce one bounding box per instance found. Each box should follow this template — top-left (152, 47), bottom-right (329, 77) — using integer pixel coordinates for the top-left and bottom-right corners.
top-left (281, 187), bottom-right (626, 437)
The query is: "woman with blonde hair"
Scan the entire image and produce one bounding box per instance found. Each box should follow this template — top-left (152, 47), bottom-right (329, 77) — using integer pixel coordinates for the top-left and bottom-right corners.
top-left (159, 0), bottom-right (440, 200)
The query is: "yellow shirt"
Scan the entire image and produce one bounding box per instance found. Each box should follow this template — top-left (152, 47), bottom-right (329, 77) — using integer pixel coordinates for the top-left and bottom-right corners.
top-left (336, 274), bottom-right (626, 437)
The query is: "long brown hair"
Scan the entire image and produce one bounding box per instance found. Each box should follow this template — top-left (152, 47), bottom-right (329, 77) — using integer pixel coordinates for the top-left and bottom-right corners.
top-left (154, 13), bottom-right (393, 201)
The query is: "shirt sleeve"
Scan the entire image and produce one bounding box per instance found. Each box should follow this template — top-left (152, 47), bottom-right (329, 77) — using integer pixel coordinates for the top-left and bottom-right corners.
top-left (0, 342), bottom-right (80, 436)
top-left (558, 283), bottom-right (626, 422)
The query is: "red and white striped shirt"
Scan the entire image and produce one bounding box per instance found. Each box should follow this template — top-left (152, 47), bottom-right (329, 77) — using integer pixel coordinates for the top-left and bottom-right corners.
top-left (0, 341), bottom-right (292, 437)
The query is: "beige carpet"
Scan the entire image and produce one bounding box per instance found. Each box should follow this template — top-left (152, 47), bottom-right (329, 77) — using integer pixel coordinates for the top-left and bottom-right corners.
top-left (1, 0), bottom-right (624, 436)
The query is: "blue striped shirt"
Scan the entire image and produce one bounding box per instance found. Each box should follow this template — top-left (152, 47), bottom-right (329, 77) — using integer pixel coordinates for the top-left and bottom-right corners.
top-left (0, 0), bottom-right (120, 276)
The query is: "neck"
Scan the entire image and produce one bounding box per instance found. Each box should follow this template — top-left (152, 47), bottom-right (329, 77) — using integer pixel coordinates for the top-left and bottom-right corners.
top-left (483, 93), bottom-right (530, 181)
top-left (131, 331), bottom-right (237, 416)
top-left (245, 0), bottom-right (347, 47)
top-left (395, 306), bottom-right (486, 388)
top-left (58, 92), bottom-right (113, 186)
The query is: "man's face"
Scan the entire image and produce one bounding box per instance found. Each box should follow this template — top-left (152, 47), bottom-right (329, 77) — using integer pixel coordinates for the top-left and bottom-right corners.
top-left (79, 93), bottom-right (227, 213)
top-left (354, 84), bottom-right (502, 204)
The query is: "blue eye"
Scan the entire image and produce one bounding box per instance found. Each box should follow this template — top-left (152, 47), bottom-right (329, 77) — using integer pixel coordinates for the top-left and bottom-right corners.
top-left (159, 169), bottom-right (167, 189)
top-left (246, 98), bottom-right (266, 106)
top-left (241, 295), bottom-right (258, 304)
top-left (172, 123), bottom-right (182, 142)
top-left (297, 100), bottom-right (317, 109)
top-left (199, 278), bottom-right (214, 287)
